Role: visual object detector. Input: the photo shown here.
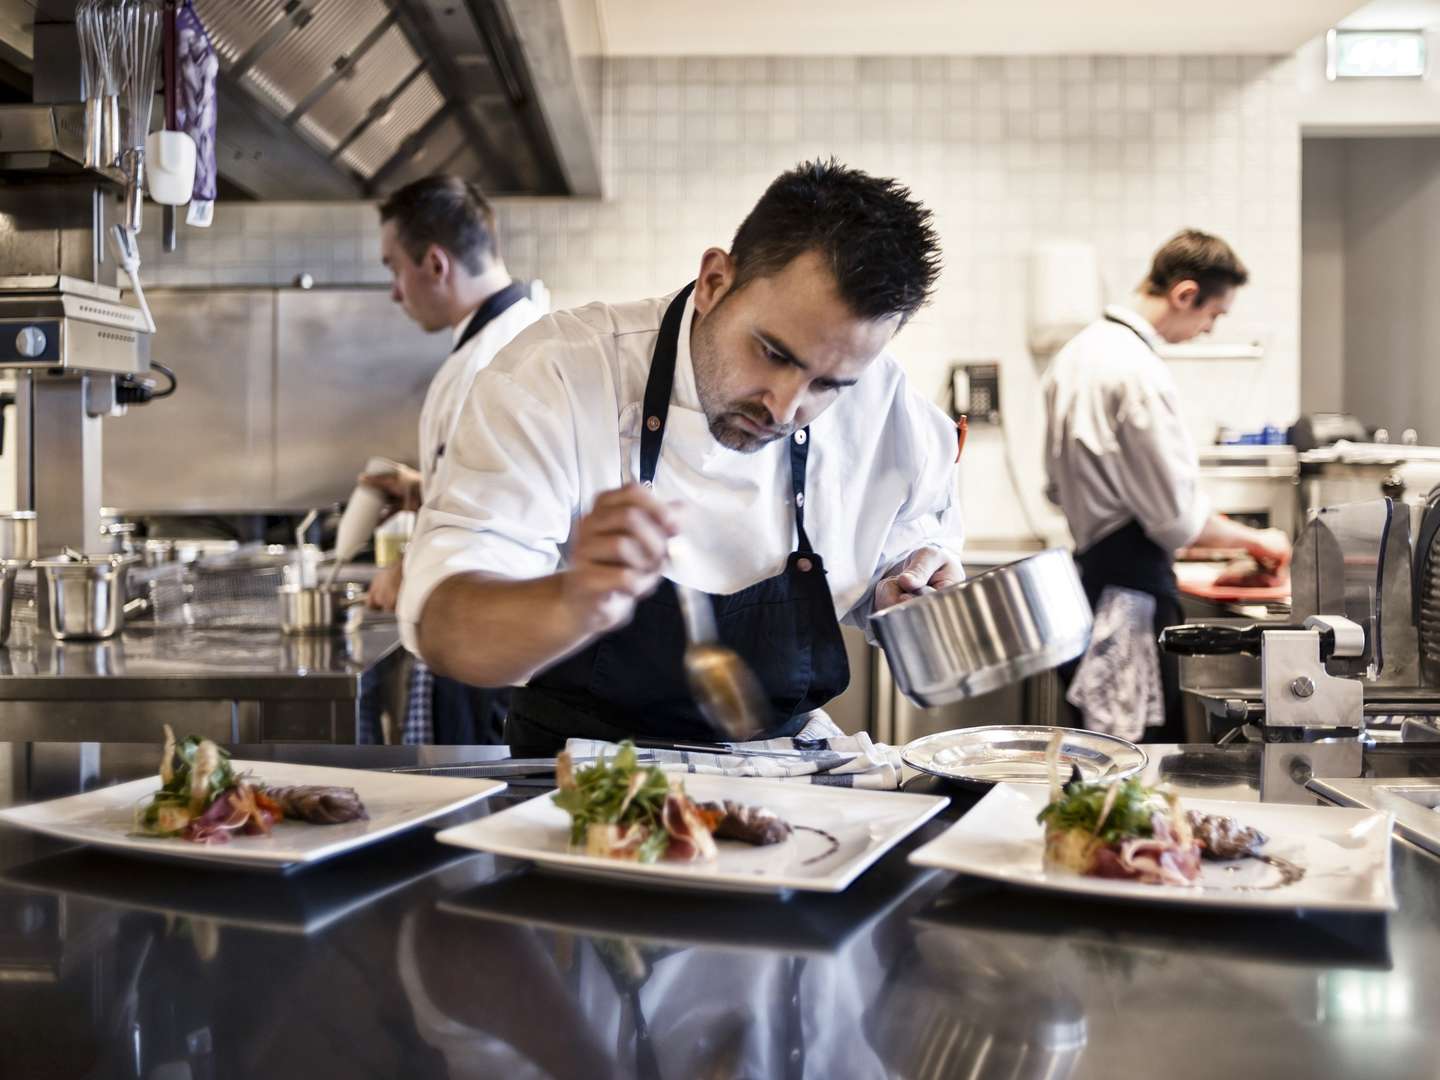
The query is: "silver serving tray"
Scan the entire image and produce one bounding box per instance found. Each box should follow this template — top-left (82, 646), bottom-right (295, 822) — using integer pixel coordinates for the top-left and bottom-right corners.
top-left (901, 725), bottom-right (1147, 788)
top-left (1308, 776), bottom-right (1440, 859)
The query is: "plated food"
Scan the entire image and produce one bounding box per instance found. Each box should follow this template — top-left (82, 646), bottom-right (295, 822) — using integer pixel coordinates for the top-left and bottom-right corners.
top-left (1037, 736), bottom-right (1277, 887)
top-left (438, 765), bottom-right (949, 895)
top-left (0, 742), bottom-right (505, 872)
top-left (1038, 775), bottom-right (1203, 885)
top-left (136, 726), bottom-right (369, 844)
top-left (553, 741), bottom-right (791, 863)
top-left (910, 732), bottom-right (1394, 913)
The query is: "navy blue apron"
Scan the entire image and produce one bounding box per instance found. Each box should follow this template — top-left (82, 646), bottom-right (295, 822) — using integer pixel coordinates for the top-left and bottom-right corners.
top-left (427, 281), bottom-right (528, 745)
top-left (1062, 312), bottom-right (1185, 742)
top-left (505, 283), bottom-right (851, 755)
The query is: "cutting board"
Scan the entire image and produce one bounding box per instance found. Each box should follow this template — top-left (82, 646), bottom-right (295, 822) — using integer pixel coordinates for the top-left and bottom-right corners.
top-left (1179, 579), bottom-right (1290, 603)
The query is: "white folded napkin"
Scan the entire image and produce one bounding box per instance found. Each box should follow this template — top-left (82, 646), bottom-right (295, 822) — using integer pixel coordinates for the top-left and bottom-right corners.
top-left (565, 711), bottom-right (904, 790)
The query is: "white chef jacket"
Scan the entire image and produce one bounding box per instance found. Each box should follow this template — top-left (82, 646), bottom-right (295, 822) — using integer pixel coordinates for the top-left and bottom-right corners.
top-left (1041, 304), bottom-right (1210, 554)
top-left (398, 289), bottom-right (964, 653)
top-left (397, 905), bottom-right (892, 1079)
top-left (417, 295), bottom-right (544, 494)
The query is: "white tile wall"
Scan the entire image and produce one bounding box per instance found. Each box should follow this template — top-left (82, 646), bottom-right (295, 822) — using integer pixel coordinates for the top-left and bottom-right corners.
top-left (139, 52), bottom-right (1302, 542)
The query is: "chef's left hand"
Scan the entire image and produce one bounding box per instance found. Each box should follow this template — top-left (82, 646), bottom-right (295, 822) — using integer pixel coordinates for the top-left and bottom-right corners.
top-left (874, 546), bottom-right (963, 612)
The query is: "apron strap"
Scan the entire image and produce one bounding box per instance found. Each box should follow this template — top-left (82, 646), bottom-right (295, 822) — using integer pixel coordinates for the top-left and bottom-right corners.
top-left (454, 281), bottom-right (529, 353)
top-left (791, 427), bottom-right (814, 554)
top-left (639, 282), bottom-right (695, 485)
top-left (1103, 312), bottom-right (1158, 354)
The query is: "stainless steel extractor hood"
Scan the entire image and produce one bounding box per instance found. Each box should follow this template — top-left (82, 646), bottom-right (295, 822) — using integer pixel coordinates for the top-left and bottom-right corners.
top-left (200, 0), bottom-right (603, 198)
top-left (0, 0), bottom-right (602, 199)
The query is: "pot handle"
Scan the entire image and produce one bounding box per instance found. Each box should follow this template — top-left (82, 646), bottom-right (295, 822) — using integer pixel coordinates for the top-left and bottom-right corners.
top-left (1158, 623), bottom-right (1314, 656)
top-left (1160, 623), bottom-right (1262, 656)
top-left (338, 589), bottom-right (368, 612)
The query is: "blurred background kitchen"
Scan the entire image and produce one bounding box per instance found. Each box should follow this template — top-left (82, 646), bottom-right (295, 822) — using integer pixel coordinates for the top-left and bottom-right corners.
top-left (0, 0), bottom-right (1437, 746)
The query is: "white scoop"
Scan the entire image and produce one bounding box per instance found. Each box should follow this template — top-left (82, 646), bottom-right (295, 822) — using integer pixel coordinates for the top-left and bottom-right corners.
top-left (326, 457), bottom-right (400, 588)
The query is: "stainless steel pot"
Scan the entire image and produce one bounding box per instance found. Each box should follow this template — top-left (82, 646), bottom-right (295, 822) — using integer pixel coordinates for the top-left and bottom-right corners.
top-left (869, 548), bottom-right (1092, 707)
top-left (278, 582), bottom-right (364, 635)
top-left (0, 511), bottom-right (36, 562)
top-left (33, 552), bottom-right (139, 641)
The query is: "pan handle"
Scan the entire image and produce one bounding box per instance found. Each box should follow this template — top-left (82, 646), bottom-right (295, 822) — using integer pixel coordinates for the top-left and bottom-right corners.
top-left (1158, 623), bottom-right (1275, 656)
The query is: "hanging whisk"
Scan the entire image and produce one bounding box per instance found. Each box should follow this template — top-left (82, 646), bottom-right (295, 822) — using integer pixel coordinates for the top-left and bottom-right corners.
top-left (119, 0), bottom-right (165, 233)
top-left (75, 0), bottom-right (103, 167)
top-left (79, 0), bottom-right (126, 168)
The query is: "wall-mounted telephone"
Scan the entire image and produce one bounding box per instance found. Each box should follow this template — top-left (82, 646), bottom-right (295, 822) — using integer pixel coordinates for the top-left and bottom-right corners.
top-left (950, 362), bottom-right (1000, 423)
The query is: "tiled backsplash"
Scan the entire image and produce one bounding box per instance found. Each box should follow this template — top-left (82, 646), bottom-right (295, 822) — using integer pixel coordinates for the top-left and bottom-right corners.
top-left (138, 53), bottom-right (1301, 542)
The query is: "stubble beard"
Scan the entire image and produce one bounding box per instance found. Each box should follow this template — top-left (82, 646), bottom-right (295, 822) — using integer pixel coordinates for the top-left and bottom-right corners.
top-left (692, 312), bottom-right (794, 454)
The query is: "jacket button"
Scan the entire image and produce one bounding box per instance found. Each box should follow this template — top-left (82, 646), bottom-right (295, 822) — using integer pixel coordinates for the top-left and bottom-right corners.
top-left (794, 430), bottom-right (807, 445)
top-left (795, 492), bottom-right (805, 508)
top-left (797, 557), bottom-right (813, 572)
top-left (646, 415), bottom-right (661, 432)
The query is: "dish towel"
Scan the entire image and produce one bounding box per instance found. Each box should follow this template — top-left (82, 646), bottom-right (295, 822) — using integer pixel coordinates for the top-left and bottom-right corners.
top-left (565, 712), bottom-right (904, 790)
top-left (1066, 585), bottom-right (1164, 742)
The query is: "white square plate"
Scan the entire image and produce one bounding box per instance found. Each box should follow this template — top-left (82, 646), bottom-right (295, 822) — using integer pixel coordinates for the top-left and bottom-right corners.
top-left (908, 783), bottom-right (1396, 913)
top-left (435, 774), bottom-right (949, 894)
top-left (0, 761), bottom-right (506, 872)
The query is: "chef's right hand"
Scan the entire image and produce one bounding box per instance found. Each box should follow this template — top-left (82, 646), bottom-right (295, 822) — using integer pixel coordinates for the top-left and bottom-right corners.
top-left (561, 485), bottom-right (680, 634)
top-left (359, 463), bottom-right (423, 515)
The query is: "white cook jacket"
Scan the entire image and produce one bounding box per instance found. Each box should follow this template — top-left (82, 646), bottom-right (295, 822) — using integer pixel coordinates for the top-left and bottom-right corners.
top-left (417, 296), bottom-right (545, 494)
top-left (397, 907), bottom-right (892, 1079)
top-left (1040, 304), bottom-right (1211, 554)
top-left (398, 289), bottom-right (964, 653)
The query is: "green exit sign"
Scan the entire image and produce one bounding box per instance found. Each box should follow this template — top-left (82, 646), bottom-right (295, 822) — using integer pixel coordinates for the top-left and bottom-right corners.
top-left (1327, 29), bottom-right (1427, 80)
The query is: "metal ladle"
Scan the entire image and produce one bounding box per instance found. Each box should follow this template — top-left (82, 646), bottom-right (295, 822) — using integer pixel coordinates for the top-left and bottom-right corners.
top-left (667, 534), bottom-right (768, 740)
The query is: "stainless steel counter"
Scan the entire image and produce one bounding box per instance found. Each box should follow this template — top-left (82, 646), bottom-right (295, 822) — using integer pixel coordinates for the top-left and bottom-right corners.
top-left (0, 741), bottom-right (1435, 1078)
top-left (0, 618), bottom-right (404, 743)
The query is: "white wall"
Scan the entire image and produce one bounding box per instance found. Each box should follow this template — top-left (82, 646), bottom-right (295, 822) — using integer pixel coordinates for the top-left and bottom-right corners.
top-left (140, 53), bottom-right (1304, 544)
top-left (1339, 137), bottom-right (1440, 441)
top-left (1301, 138), bottom-right (1347, 413)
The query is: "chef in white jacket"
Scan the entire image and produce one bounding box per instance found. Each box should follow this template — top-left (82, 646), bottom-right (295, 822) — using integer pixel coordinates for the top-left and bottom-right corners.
top-left (362, 175), bottom-right (543, 743)
top-left (400, 160), bottom-right (965, 753)
top-left (397, 883), bottom-right (895, 1079)
top-left (1042, 229), bottom-right (1290, 742)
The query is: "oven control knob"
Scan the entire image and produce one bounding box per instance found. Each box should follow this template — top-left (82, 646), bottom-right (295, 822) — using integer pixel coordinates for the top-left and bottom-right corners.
top-left (15, 326), bottom-right (46, 358)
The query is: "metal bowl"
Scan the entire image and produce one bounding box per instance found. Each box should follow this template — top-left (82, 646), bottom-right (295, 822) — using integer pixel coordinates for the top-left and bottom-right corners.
top-left (32, 553), bottom-right (138, 641)
top-left (901, 725), bottom-right (1147, 789)
top-left (0, 511), bottom-right (36, 563)
top-left (278, 582), bottom-right (364, 636)
top-left (869, 548), bottom-right (1093, 707)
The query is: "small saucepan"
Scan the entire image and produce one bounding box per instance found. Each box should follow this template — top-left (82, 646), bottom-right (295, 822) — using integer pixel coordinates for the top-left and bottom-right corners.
top-left (869, 548), bottom-right (1093, 707)
top-left (277, 582), bottom-right (365, 636)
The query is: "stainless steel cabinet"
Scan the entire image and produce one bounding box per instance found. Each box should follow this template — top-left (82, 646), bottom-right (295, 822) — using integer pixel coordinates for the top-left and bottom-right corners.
top-left (103, 290), bottom-right (275, 513)
top-left (102, 287), bottom-right (447, 514)
top-left (274, 289), bottom-right (440, 507)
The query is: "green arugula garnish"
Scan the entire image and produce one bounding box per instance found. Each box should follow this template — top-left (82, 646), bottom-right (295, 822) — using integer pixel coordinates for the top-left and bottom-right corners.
top-left (551, 741), bottom-right (672, 860)
top-left (1036, 777), bottom-right (1157, 844)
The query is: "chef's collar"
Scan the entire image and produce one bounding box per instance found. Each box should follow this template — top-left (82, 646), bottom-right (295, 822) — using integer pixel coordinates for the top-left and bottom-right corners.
top-left (672, 289), bottom-right (703, 412)
top-left (1104, 303), bottom-right (1163, 350)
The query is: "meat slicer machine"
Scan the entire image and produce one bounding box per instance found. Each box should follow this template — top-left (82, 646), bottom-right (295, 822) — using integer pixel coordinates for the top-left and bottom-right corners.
top-left (1163, 496), bottom-right (1440, 804)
